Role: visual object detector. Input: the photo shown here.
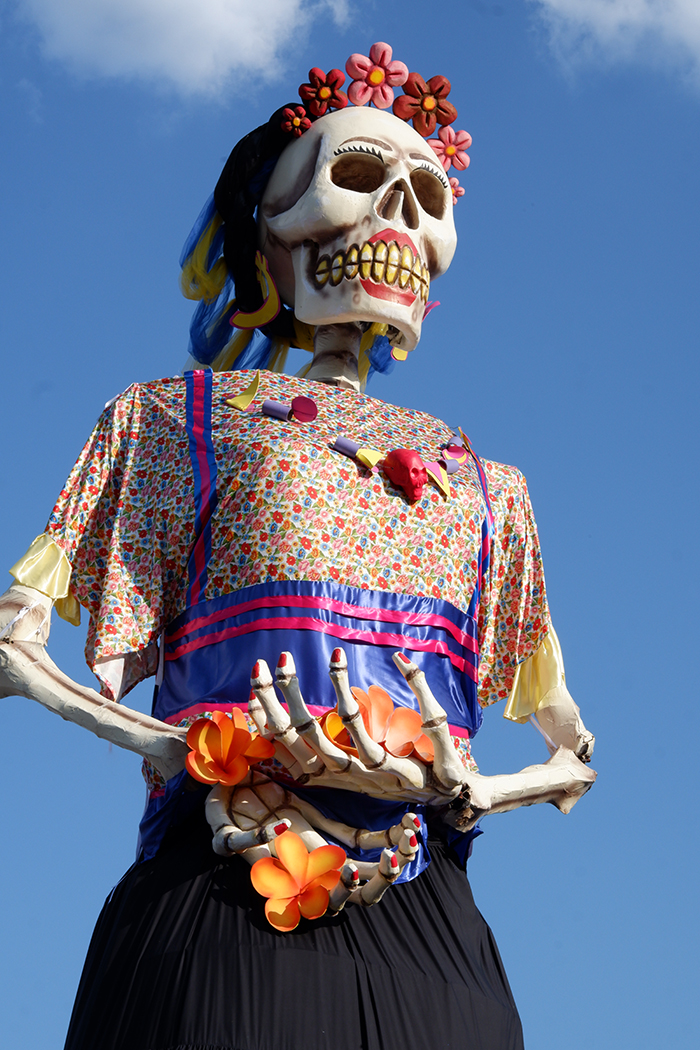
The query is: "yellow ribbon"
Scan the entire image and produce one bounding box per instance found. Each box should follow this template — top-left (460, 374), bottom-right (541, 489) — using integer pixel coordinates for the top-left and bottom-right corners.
top-left (9, 534), bottom-right (81, 625)
top-left (230, 252), bottom-right (281, 330)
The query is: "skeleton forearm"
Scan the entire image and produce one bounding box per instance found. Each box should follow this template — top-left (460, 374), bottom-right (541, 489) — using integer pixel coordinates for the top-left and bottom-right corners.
top-left (534, 688), bottom-right (595, 762)
top-left (0, 640), bottom-right (187, 780)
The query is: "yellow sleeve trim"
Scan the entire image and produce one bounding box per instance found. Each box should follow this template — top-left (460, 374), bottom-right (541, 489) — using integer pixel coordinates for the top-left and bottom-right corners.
top-left (503, 625), bottom-right (566, 723)
top-left (9, 534), bottom-right (81, 626)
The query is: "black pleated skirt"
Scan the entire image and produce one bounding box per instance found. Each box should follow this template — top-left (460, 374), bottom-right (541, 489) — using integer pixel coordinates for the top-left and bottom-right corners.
top-left (64, 809), bottom-right (523, 1050)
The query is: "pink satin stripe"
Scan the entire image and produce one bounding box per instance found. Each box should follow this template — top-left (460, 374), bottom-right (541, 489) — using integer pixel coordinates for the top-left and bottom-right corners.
top-left (166, 700), bottom-right (471, 739)
top-left (189, 371), bottom-right (216, 608)
top-left (166, 593), bottom-right (477, 653)
top-left (165, 615), bottom-right (478, 680)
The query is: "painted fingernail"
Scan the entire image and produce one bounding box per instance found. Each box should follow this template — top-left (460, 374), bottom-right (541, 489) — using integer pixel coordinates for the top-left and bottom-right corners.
top-left (413, 817), bottom-right (420, 829)
top-left (396, 652), bottom-right (410, 664)
top-left (274, 822), bottom-right (288, 835)
top-left (249, 689), bottom-right (257, 702)
top-left (331, 647), bottom-right (342, 662)
top-left (252, 661), bottom-right (260, 678)
top-left (277, 653), bottom-right (288, 668)
top-left (390, 853), bottom-right (399, 869)
top-left (409, 834), bottom-right (418, 847)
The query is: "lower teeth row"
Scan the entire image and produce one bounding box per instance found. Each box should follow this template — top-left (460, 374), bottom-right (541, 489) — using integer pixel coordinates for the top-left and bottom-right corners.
top-left (314, 241), bottom-right (430, 302)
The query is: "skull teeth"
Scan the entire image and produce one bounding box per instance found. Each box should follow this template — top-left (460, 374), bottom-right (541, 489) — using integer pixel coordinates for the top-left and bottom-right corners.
top-left (314, 240), bottom-right (430, 302)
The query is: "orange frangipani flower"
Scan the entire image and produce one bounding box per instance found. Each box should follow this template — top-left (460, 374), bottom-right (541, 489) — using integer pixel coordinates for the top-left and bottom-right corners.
top-left (185, 708), bottom-right (275, 786)
top-left (250, 830), bottom-right (346, 932)
top-left (322, 684), bottom-right (434, 763)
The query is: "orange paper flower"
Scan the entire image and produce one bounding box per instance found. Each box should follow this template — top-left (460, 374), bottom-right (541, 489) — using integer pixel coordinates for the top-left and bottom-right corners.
top-left (322, 685), bottom-right (434, 763)
top-left (185, 709), bottom-right (275, 786)
top-left (250, 830), bottom-right (346, 931)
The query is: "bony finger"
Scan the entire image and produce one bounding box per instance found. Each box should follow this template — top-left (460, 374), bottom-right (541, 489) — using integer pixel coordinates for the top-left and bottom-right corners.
top-left (247, 689), bottom-right (272, 738)
top-left (328, 647), bottom-right (357, 717)
top-left (329, 862), bottom-right (360, 913)
top-left (251, 659), bottom-right (319, 774)
top-left (212, 814), bottom-right (290, 857)
top-left (249, 690), bottom-right (303, 775)
top-left (226, 818), bottom-right (291, 853)
top-left (273, 650), bottom-right (352, 774)
top-left (392, 652), bottom-right (465, 792)
top-left (386, 812), bottom-right (421, 846)
top-left (329, 647), bottom-right (388, 770)
top-left (395, 827), bottom-right (419, 870)
top-left (274, 652), bottom-right (314, 730)
top-left (251, 659), bottom-right (289, 735)
top-left (353, 848), bottom-right (401, 907)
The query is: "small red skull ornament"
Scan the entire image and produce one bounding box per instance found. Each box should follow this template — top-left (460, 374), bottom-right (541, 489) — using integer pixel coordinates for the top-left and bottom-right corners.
top-left (383, 448), bottom-right (427, 503)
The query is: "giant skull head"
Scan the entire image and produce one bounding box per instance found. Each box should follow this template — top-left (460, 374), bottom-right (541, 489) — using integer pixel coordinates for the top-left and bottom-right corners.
top-left (259, 107), bottom-right (458, 351)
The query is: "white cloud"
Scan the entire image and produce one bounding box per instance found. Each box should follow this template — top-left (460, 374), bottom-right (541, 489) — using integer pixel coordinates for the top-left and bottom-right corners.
top-left (531, 0), bottom-right (700, 86)
top-left (18, 0), bottom-right (349, 96)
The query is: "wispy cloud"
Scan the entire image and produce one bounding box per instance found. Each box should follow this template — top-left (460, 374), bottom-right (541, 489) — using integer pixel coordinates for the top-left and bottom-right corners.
top-left (531, 0), bottom-right (700, 87)
top-left (16, 78), bottom-right (43, 122)
top-left (18, 0), bottom-right (349, 96)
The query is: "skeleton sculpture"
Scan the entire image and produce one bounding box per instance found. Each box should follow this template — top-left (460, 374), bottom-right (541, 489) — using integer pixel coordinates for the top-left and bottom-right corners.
top-left (0, 104), bottom-right (595, 914)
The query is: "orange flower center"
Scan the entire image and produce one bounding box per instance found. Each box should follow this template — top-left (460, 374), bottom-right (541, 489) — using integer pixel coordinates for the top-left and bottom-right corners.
top-left (445, 145), bottom-right (456, 155)
top-left (368, 67), bottom-right (385, 86)
top-left (292, 117), bottom-right (301, 126)
top-left (318, 86), bottom-right (331, 99)
top-left (422, 95), bottom-right (437, 111)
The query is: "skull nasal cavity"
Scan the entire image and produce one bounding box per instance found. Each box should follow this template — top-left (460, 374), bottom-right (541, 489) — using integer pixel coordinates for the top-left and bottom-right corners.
top-left (378, 180), bottom-right (419, 230)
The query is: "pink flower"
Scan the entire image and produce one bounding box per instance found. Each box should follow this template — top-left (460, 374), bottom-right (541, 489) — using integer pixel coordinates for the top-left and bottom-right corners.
top-left (449, 177), bottom-right (465, 205)
top-left (428, 126), bottom-right (472, 171)
top-left (345, 41), bottom-right (408, 109)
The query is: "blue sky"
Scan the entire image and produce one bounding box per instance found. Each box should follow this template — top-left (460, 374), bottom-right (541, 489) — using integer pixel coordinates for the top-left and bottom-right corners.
top-left (1, 2), bottom-right (698, 1047)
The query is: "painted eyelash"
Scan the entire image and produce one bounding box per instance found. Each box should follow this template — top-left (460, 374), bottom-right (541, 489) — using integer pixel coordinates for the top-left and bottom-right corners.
top-left (419, 162), bottom-right (448, 189)
top-left (333, 144), bottom-right (384, 162)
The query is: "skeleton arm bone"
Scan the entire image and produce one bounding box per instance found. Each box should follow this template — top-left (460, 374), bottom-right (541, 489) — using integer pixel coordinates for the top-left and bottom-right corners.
top-left (0, 585), bottom-right (188, 781)
top-left (505, 627), bottom-right (595, 762)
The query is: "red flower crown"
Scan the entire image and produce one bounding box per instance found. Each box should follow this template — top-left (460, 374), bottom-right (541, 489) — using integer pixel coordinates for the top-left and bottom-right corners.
top-left (284, 41), bottom-right (471, 202)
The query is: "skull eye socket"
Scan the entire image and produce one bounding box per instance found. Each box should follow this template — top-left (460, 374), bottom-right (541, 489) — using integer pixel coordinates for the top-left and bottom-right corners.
top-left (409, 168), bottom-right (447, 220)
top-left (331, 153), bottom-right (386, 194)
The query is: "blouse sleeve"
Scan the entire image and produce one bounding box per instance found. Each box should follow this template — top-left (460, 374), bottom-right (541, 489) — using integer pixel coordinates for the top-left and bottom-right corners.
top-left (477, 463), bottom-right (551, 709)
top-left (39, 383), bottom-right (192, 699)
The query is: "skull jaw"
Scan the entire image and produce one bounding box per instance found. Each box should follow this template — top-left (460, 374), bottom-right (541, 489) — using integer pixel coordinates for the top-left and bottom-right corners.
top-left (291, 243), bottom-right (425, 351)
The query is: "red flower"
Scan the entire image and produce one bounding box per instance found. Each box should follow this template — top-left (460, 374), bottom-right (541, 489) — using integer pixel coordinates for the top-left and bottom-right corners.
top-left (392, 73), bottom-right (457, 138)
top-left (299, 67), bottom-right (348, 116)
top-left (281, 106), bottom-right (311, 137)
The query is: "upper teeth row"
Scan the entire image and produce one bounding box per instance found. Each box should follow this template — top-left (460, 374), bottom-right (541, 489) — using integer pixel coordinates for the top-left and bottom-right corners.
top-left (314, 241), bottom-right (430, 302)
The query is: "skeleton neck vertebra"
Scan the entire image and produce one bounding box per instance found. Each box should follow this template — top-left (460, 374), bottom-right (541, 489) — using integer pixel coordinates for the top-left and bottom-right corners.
top-left (306, 322), bottom-right (362, 391)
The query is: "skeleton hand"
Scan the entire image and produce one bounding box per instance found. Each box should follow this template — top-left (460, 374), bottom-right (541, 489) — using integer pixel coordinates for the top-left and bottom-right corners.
top-left (249, 648), bottom-right (467, 808)
top-left (249, 647), bottom-right (596, 821)
top-left (206, 771), bottom-right (421, 911)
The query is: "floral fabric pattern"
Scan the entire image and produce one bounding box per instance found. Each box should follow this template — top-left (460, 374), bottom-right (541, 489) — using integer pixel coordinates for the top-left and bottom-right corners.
top-left (46, 370), bottom-right (549, 708)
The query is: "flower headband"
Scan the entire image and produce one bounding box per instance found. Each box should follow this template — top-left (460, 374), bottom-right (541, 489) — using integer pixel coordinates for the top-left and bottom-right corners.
top-left (282, 41), bottom-right (471, 202)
